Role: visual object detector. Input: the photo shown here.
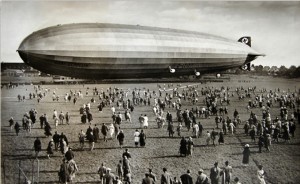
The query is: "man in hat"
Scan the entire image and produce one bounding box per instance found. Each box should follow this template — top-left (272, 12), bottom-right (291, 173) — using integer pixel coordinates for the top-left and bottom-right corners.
top-left (195, 169), bottom-right (209, 184)
top-left (180, 169), bottom-right (193, 184)
top-left (210, 162), bottom-right (221, 184)
top-left (242, 144), bottom-right (250, 165)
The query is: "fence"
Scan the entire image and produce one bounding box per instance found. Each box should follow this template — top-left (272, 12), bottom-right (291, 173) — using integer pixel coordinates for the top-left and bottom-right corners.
top-left (2, 158), bottom-right (40, 184)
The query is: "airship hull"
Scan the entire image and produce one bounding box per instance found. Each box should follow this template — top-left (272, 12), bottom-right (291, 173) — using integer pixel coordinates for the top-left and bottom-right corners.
top-left (18, 23), bottom-right (261, 79)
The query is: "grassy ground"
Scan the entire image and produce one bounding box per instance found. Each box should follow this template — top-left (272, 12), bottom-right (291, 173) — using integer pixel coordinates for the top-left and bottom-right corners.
top-left (1, 75), bottom-right (300, 184)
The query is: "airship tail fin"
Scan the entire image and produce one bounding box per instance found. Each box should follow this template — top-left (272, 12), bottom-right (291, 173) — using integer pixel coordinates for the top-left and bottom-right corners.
top-left (238, 36), bottom-right (251, 47)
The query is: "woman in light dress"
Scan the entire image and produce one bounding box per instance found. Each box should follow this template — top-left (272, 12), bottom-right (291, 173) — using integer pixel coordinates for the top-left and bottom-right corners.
top-left (134, 129), bottom-right (140, 147)
top-left (257, 165), bottom-right (266, 184)
top-left (107, 123), bottom-right (115, 138)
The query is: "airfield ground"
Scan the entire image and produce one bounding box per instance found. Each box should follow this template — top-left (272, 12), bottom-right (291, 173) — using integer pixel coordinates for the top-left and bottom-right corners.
top-left (1, 75), bottom-right (300, 184)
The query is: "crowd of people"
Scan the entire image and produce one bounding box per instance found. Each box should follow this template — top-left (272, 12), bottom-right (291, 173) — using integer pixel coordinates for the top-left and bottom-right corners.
top-left (5, 83), bottom-right (300, 183)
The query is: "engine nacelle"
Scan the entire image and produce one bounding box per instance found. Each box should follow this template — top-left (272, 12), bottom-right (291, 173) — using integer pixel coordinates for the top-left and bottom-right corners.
top-left (169, 66), bottom-right (175, 73)
top-left (241, 64), bottom-right (248, 71)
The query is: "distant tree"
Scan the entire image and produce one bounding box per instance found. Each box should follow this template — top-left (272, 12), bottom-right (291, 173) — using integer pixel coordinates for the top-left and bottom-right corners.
top-left (255, 65), bottom-right (263, 72)
top-left (282, 65), bottom-right (297, 78)
top-left (279, 65), bottom-right (287, 72)
top-left (278, 65), bottom-right (288, 76)
top-left (263, 66), bottom-right (270, 72)
top-left (270, 66), bottom-right (278, 71)
top-left (290, 66), bottom-right (300, 78)
top-left (253, 65), bottom-right (264, 75)
top-left (289, 65), bottom-right (297, 72)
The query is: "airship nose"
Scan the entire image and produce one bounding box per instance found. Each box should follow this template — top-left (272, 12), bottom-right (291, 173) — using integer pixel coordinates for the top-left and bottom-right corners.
top-left (17, 50), bottom-right (30, 64)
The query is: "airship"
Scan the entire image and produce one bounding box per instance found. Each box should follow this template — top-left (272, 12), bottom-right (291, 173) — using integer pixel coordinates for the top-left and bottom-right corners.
top-left (17, 23), bottom-right (264, 79)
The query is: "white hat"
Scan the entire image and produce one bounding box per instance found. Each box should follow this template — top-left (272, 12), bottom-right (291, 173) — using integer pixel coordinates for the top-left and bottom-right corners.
top-left (245, 144), bottom-right (249, 148)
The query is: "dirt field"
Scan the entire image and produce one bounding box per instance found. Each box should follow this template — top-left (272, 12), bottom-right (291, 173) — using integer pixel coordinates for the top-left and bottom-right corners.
top-left (1, 75), bottom-right (300, 184)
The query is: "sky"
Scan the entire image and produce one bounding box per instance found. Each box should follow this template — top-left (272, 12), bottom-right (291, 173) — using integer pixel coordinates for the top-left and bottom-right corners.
top-left (1, 0), bottom-right (300, 67)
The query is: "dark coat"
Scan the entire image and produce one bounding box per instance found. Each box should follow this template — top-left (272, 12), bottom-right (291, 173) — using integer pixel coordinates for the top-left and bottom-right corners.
top-left (34, 139), bottom-right (42, 152)
top-left (142, 177), bottom-right (155, 184)
top-left (180, 173), bottom-right (193, 184)
top-left (139, 132), bottom-right (146, 146)
top-left (242, 147), bottom-right (250, 164)
top-left (210, 167), bottom-right (221, 184)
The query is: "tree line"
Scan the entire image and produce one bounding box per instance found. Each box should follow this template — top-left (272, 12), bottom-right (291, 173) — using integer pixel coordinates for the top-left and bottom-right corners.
top-left (235, 65), bottom-right (300, 78)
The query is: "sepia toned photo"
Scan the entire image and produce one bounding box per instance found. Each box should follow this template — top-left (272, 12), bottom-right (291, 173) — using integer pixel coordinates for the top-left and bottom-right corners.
top-left (1, 1), bottom-right (300, 183)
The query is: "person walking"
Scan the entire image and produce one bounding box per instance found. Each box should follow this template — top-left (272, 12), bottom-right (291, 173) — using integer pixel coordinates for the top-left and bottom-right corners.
top-left (195, 169), bottom-right (209, 184)
top-left (78, 130), bottom-right (85, 150)
top-left (258, 135), bottom-right (264, 153)
top-left (161, 168), bottom-right (172, 184)
top-left (9, 117), bottom-right (14, 131)
top-left (218, 130), bottom-right (224, 144)
top-left (180, 170), bottom-right (193, 184)
top-left (88, 132), bottom-right (95, 151)
top-left (14, 121), bottom-right (21, 136)
top-left (117, 130), bottom-right (125, 148)
top-left (104, 168), bottom-right (115, 184)
top-left (123, 156), bottom-right (131, 179)
top-left (210, 162), bottom-right (221, 184)
top-left (167, 123), bottom-right (175, 137)
top-left (179, 137), bottom-right (187, 157)
top-left (101, 123), bottom-right (109, 142)
top-left (122, 149), bottom-right (132, 159)
top-left (242, 144), bottom-right (250, 166)
top-left (59, 111), bottom-right (65, 124)
top-left (187, 137), bottom-right (194, 156)
top-left (257, 165), bottom-right (266, 184)
top-left (46, 139), bottom-right (54, 159)
top-left (53, 131), bottom-right (60, 151)
top-left (142, 173), bottom-right (155, 184)
top-left (98, 163), bottom-right (107, 184)
top-left (148, 169), bottom-right (157, 183)
top-left (139, 130), bottom-right (146, 147)
top-left (44, 121), bottom-right (52, 137)
top-left (33, 137), bottom-right (42, 158)
top-left (93, 125), bottom-right (100, 142)
top-left (206, 131), bottom-right (211, 146)
top-left (211, 129), bottom-right (218, 146)
top-left (143, 114), bottom-right (149, 129)
top-left (65, 112), bottom-right (70, 125)
top-left (116, 160), bottom-right (123, 181)
top-left (134, 129), bottom-right (140, 147)
top-left (66, 158), bottom-right (79, 183)
top-left (222, 161), bottom-right (232, 184)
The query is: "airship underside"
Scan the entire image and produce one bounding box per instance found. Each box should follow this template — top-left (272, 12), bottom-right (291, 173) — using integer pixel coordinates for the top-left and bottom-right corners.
top-left (18, 23), bottom-right (263, 79)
